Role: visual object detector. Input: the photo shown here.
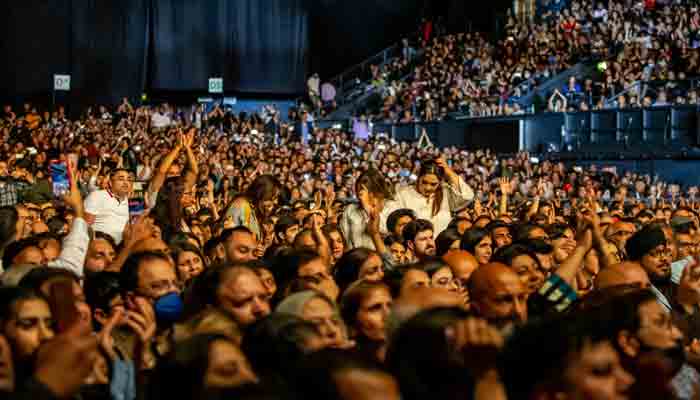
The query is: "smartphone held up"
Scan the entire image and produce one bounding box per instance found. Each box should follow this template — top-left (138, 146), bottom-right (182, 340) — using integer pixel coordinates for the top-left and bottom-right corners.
top-left (50, 160), bottom-right (71, 198)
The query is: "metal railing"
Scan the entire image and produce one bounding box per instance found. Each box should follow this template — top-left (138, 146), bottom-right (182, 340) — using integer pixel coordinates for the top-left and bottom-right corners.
top-left (298, 40), bottom-right (421, 112)
top-left (604, 79), bottom-right (700, 107)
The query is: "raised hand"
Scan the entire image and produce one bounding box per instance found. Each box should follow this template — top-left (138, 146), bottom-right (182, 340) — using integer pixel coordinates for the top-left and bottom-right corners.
top-left (98, 308), bottom-right (124, 361)
top-left (126, 296), bottom-right (157, 348)
top-left (498, 177), bottom-right (511, 195)
top-left (34, 321), bottom-right (99, 398)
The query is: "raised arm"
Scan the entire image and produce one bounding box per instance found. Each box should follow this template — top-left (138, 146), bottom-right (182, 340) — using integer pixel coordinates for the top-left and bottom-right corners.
top-left (49, 160), bottom-right (90, 277)
top-left (148, 131), bottom-right (183, 196)
top-left (181, 128), bottom-right (199, 189)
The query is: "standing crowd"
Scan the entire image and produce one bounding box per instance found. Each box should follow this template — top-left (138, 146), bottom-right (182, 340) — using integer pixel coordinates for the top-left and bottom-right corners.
top-left (2, 101), bottom-right (700, 399)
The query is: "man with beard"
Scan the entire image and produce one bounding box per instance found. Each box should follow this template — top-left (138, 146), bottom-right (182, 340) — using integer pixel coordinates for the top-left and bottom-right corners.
top-left (402, 219), bottom-right (436, 263)
top-left (598, 289), bottom-right (693, 399)
top-left (625, 225), bottom-right (674, 310)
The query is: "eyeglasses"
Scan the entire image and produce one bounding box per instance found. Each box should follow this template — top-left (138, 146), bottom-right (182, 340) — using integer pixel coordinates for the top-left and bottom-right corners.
top-left (647, 246), bottom-right (673, 259)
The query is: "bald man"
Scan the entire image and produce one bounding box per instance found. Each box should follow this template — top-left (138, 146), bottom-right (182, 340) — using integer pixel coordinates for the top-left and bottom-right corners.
top-left (443, 249), bottom-right (478, 288)
top-left (595, 262), bottom-right (651, 290)
top-left (469, 262), bottom-right (528, 332)
top-left (443, 249), bottom-right (479, 308)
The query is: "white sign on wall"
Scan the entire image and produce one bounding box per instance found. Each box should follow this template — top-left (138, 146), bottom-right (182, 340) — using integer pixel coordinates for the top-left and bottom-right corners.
top-left (54, 74), bottom-right (71, 91)
top-left (208, 77), bottom-right (223, 94)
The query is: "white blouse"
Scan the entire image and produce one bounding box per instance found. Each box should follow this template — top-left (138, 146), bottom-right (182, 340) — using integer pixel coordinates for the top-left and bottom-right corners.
top-left (392, 177), bottom-right (474, 235)
top-left (339, 202), bottom-right (397, 251)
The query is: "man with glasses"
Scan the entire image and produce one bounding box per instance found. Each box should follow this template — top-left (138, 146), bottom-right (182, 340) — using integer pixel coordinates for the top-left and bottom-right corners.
top-left (625, 225), bottom-right (674, 310)
top-left (84, 168), bottom-right (133, 244)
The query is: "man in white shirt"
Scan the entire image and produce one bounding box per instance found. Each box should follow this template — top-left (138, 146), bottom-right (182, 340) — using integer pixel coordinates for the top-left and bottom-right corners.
top-left (84, 168), bottom-right (132, 244)
top-left (151, 106), bottom-right (172, 129)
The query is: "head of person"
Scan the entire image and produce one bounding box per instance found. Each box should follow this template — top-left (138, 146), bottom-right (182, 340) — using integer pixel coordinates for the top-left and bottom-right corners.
top-left (416, 160), bottom-right (444, 217)
top-left (386, 209), bottom-right (416, 238)
top-left (244, 175), bottom-right (280, 219)
top-left (521, 238), bottom-right (555, 275)
top-left (548, 224), bottom-right (577, 264)
top-left (322, 224), bottom-right (346, 264)
top-left (148, 334), bottom-right (257, 399)
top-left (600, 289), bottom-right (686, 382)
top-left (240, 313), bottom-right (326, 380)
top-left (499, 310), bottom-right (633, 400)
top-left (276, 291), bottom-right (348, 350)
top-left (448, 216), bottom-right (472, 235)
top-left (487, 221), bottom-right (513, 250)
top-left (83, 272), bottom-right (126, 333)
top-left (173, 244), bottom-right (207, 285)
top-left (402, 219), bottom-right (436, 261)
top-left (246, 260), bottom-right (277, 302)
top-left (0, 287), bottom-right (53, 380)
top-left (120, 251), bottom-right (182, 325)
top-left (385, 307), bottom-right (475, 400)
top-left (292, 228), bottom-right (318, 252)
top-left (492, 244), bottom-right (546, 294)
top-left (274, 214), bottom-right (299, 246)
top-left (468, 262), bottom-right (528, 332)
top-left (595, 261), bottom-right (652, 291)
top-left (420, 258), bottom-right (461, 294)
top-left (674, 230), bottom-right (697, 260)
top-left (34, 233), bottom-right (61, 264)
top-left (434, 228), bottom-right (461, 257)
top-left (383, 235), bottom-right (407, 264)
top-left (442, 249), bottom-right (478, 307)
top-left (18, 267), bottom-right (91, 323)
top-left (625, 225), bottom-right (672, 285)
top-left (333, 248), bottom-right (384, 295)
top-left (222, 227), bottom-right (258, 264)
top-left (340, 281), bottom-right (392, 350)
top-left (354, 167), bottom-right (395, 205)
top-left (515, 223), bottom-right (549, 242)
top-left (108, 168), bottom-right (133, 199)
top-left (1, 237), bottom-right (46, 270)
top-left (606, 220), bottom-right (636, 254)
top-left (84, 232), bottom-right (117, 275)
top-left (384, 267), bottom-right (431, 299)
top-left (460, 227), bottom-right (492, 265)
top-left (293, 348), bottom-right (400, 400)
top-left (204, 237), bottom-right (226, 265)
top-left (185, 264), bottom-right (270, 328)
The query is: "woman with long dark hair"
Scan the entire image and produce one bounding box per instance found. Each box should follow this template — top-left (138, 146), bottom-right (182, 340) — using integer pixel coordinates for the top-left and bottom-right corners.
top-left (339, 167), bottom-right (396, 250)
top-left (223, 175), bottom-right (280, 241)
top-left (394, 158), bottom-right (474, 235)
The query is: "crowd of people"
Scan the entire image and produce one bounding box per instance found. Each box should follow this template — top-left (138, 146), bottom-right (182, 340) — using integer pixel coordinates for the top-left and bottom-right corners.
top-left (2, 99), bottom-right (700, 399)
top-left (322, 0), bottom-right (700, 123)
top-left (540, 0), bottom-right (700, 112)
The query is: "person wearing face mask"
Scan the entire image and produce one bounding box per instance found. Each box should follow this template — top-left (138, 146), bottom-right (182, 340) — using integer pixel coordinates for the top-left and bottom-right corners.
top-left (393, 158), bottom-right (473, 236)
top-left (119, 251), bottom-right (182, 365)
